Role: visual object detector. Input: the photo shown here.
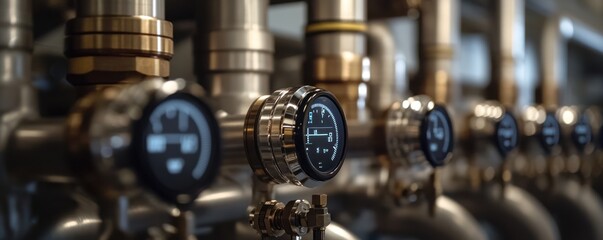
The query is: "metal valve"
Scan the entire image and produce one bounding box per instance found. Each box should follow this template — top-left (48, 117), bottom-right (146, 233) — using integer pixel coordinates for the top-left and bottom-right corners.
top-left (249, 194), bottom-right (331, 240)
top-left (383, 95), bottom-right (453, 215)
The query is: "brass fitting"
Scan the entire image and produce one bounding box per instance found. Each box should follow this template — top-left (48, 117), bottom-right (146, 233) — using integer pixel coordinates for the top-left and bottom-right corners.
top-left (65, 12), bottom-right (173, 87)
top-left (249, 195), bottom-right (331, 239)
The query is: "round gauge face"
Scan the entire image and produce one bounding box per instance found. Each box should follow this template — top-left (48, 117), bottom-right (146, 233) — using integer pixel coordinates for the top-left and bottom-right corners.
top-left (494, 112), bottom-right (519, 156)
top-left (538, 112), bottom-right (561, 153)
top-left (296, 94), bottom-right (346, 181)
top-left (419, 105), bottom-right (453, 167)
top-left (571, 114), bottom-right (592, 152)
top-left (137, 93), bottom-right (219, 202)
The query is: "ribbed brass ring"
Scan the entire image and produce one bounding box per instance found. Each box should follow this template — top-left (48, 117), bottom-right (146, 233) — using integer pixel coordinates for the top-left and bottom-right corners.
top-left (66, 17), bottom-right (173, 38)
top-left (305, 22), bottom-right (367, 33)
top-left (309, 55), bottom-right (365, 82)
top-left (65, 34), bottom-right (173, 59)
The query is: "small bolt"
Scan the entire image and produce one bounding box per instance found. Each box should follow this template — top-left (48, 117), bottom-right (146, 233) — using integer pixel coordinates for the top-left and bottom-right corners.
top-left (312, 194), bottom-right (327, 207)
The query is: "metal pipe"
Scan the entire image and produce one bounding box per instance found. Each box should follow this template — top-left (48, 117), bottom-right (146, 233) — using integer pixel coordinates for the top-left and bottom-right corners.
top-left (448, 184), bottom-right (559, 240)
top-left (367, 21), bottom-right (400, 115)
top-left (6, 119), bottom-right (71, 182)
top-left (414, 0), bottom-right (458, 104)
top-left (525, 178), bottom-right (603, 240)
top-left (536, 16), bottom-right (565, 109)
top-left (65, 0), bottom-right (173, 89)
top-left (305, 0), bottom-right (368, 120)
top-left (0, 0), bottom-right (33, 114)
top-left (369, 196), bottom-right (486, 240)
top-left (485, 0), bottom-right (524, 108)
top-left (195, 0), bottom-right (272, 115)
top-left (30, 159), bottom-right (483, 239)
top-left (76, 0), bottom-right (165, 19)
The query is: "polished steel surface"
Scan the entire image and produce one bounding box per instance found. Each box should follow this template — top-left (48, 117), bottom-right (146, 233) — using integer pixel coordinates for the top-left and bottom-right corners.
top-left (367, 21), bottom-right (399, 114)
top-left (308, 0), bottom-right (366, 22)
top-left (536, 16), bottom-right (565, 108)
top-left (448, 184), bottom-right (559, 240)
top-left (524, 178), bottom-right (603, 240)
top-left (305, 0), bottom-right (368, 121)
top-left (486, 0), bottom-right (524, 108)
top-left (245, 86), bottom-right (344, 187)
top-left (76, 0), bottom-right (165, 19)
top-left (415, 0), bottom-right (458, 104)
top-left (196, 0), bottom-right (273, 115)
top-left (0, 0), bottom-right (33, 114)
top-left (6, 119), bottom-right (69, 181)
top-left (4, 0), bottom-right (603, 239)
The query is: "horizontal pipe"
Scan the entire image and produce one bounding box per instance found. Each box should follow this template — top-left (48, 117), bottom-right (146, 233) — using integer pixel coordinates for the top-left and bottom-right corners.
top-left (447, 184), bottom-right (560, 240)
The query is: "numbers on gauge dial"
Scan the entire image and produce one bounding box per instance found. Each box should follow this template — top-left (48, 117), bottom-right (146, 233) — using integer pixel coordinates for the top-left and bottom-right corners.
top-left (144, 97), bottom-right (212, 191)
top-left (302, 96), bottom-right (345, 173)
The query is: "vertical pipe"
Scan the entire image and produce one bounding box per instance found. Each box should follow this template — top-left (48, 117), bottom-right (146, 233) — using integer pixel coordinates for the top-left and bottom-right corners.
top-left (367, 21), bottom-right (402, 115)
top-left (415, 0), bottom-right (458, 104)
top-left (486, 0), bottom-right (524, 109)
top-left (195, 0), bottom-right (273, 115)
top-left (536, 16), bottom-right (566, 109)
top-left (0, 0), bottom-right (33, 115)
top-left (305, 0), bottom-right (368, 120)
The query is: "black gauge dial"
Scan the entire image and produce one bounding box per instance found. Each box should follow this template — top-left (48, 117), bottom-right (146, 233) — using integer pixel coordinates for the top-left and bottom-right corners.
top-left (539, 112), bottom-right (561, 153)
top-left (138, 93), bottom-right (219, 202)
top-left (420, 105), bottom-right (453, 167)
top-left (571, 114), bottom-right (592, 152)
top-left (296, 94), bottom-right (346, 181)
top-left (494, 112), bottom-right (519, 156)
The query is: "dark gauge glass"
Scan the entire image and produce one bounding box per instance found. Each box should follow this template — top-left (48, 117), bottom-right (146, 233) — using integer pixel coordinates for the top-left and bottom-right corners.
top-left (494, 112), bottom-right (519, 156)
top-left (420, 105), bottom-right (454, 167)
top-left (571, 114), bottom-right (592, 152)
top-left (297, 94), bottom-right (346, 181)
top-left (539, 112), bottom-right (561, 153)
top-left (138, 93), bottom-right (219, 202)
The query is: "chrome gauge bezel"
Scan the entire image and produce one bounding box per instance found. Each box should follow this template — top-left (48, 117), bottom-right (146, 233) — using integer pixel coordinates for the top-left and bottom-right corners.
top-left (244, 86), bottom-right (347, 188)
top-left (467, 101), bottom-right (519, 157)
top-left (520, 105), bottom-right (561, 155)
top-left (557, 106), bottom-right (595, 155)
top-left (386, 95), bottom-right (454, 169)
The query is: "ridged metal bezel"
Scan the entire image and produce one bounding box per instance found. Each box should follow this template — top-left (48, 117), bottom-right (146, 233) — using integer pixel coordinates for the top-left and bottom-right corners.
top-left (244, 86), bottom-right (346, 188)
top-left (386, 95), bottom-right (453, 170)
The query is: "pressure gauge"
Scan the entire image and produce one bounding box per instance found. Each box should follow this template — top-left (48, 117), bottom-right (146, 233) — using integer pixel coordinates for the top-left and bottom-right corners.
top-left (469, 101), bottom-right (519, 157)
top-left (495, 112), bottom-right (519, 156)
top-left (386, 95), bottom-right (454, 169)
top-left (557, 106), bottom-right (594, 155)
top-left (67, 78), bottom-right (220, 205)
top-left (244, 86), bottom-right (347, 187)
top-left (521, 106), bottom-right (561, 154)
top-left (571, 113), bottom-right (593, 152)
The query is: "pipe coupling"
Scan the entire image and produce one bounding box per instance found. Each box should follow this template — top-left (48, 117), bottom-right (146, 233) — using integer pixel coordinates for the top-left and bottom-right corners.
top-left (65, 14), bottom-right (173, 85)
